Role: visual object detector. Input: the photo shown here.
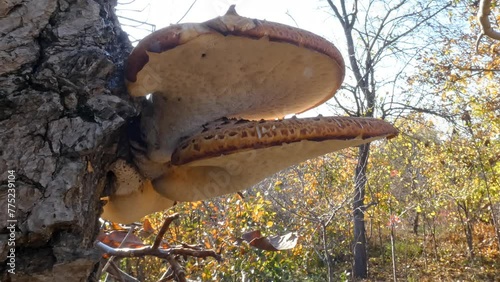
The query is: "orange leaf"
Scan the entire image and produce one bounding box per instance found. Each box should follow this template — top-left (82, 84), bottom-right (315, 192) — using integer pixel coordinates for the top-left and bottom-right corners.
top-left (241, 230), bottom-right (299, 251)
top-left (142, 219), bottom-right (155, 233)
top-left (97, 230), bottom-right (145, 249)
top-left (110, 222), bottom-right (126, 231)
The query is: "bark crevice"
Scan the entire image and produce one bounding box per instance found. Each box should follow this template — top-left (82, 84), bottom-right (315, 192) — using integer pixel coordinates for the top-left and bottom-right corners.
top-left (1, 0), bottom-right (135, 280)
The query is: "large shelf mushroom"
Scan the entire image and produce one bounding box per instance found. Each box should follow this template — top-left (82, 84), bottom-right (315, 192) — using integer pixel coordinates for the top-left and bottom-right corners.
top-left (101, 6), bottom-right (398, 223)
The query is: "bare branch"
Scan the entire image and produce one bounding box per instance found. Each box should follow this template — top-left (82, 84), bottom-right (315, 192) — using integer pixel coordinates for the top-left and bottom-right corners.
top-left (327, 0), bottom-right (346, 27)
top-left (96, 214), bottom-right (221, 281)
top-left (107, 260), bottom-right (140, 282)
top-left (117, 0), bottom-right (137, 5)
top-left (371, 3), bottom-right (451, 66)
top-left (117, 15), bottom-right (156, 31)
top-left (95, 241), bottom-right (223, 261)
top-left (176, 0), bottom-right (198, 24)
top-left (102, 225), bottom-right (136, 274)
top-left (387, 102), bottom-right (455, 122)
top-left (478, 0), bottom-right (500, 41)
top-left (166, 255), bottom-right (187, 282)
top-left (153, 213), bottom-right (180, 249)
top-left (330, 95), bottom-right (358, 116)
top-left (285, 10), bottom-right (299, 27)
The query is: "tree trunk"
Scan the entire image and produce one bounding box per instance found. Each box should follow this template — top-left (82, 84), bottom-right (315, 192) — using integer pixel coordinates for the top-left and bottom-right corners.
top-left (390, 224), bottom-right (397, 282)
top-left (0, 0), bottom-right (133, 281)
top-left (321, 222), bottom-right (335, 282)
top-left (352, 143), bottom-right (370, 279)
top-left (457, 201), bottom-right (475, 259)
top-left (413, 211), bottom-right (420, 236)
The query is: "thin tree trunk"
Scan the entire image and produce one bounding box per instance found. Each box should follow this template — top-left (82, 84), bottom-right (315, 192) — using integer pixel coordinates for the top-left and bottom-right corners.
top-left (467, 120), bottom-right (500, 252)
top-left (352, 143), bottom-right (370, 279)
top-left (0, 0), bottom-right (133, 280)
top-left (422, 215), bottom-right (427, 268)
top-left (390, 225), bottom-right (397, 282)
top-left (457, 201), bottom-right (475, 259)
top-left (485, 190), bottom-right (500, 252)
top-left (492, 203), bottom-right (500, 252)
top-left (431, 218), bottom-right (439, 260)
top-left (321, 222), bottom-right (335, 282)
top-left (413, 212), bottom-right (420, 236)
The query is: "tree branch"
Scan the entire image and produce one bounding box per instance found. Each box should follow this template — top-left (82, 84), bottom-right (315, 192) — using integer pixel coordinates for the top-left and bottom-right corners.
top-left (166, 255), bottom-right (187, 282)
top-left (153, 213), bottom-right (179, 249)
top-left (327, 0), bottom-right (346, 28)
top-left (176, 0), bottom-right (198, 24)
top-left (96, 213), bottom-right (222, 281)
top-left (478, 0), bottom-right (500, 41)
top-left (95, 241), bottom-right (223, 261)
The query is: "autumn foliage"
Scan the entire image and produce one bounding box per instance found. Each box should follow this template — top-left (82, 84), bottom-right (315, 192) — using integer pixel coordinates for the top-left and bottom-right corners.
top-left (97, 1), bottom-right (500, 281)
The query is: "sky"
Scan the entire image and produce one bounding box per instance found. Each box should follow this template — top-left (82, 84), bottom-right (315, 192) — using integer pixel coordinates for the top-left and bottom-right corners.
top-left (116, 0), bottom-right (341, 41)
top-left (116, 0), bottom-right (346, 116)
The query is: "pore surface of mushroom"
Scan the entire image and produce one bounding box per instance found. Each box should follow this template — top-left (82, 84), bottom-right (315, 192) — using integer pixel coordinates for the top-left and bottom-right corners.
top-left (101, 6), bottom-right (398, 224)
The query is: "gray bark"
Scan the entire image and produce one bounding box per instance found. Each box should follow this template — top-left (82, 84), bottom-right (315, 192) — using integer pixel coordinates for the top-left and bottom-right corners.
top-left (352, 143), bottom-right (369, 279)
top-left (0, 0), bottom-right (134, 281)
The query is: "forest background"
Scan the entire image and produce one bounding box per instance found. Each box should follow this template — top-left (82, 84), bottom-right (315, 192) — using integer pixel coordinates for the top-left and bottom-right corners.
top-left (1, 0), bottom-right (499, 281)
top-left (103, 0), bottom-right (500, 281)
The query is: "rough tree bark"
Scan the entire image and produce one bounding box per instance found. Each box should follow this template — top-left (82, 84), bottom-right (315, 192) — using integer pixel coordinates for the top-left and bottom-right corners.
top-left (0, 0), bottom-right (133, 281)
top-left (352, 143), bottom-right (370, 278)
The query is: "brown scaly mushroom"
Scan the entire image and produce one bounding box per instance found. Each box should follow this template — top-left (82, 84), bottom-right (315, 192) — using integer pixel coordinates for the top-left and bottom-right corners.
top-left (126, 5), bottom-right (345, 165)
top-left (101, 6), bottom-right (398, 223)
top-left (155, 117), bottom-right (397, 202)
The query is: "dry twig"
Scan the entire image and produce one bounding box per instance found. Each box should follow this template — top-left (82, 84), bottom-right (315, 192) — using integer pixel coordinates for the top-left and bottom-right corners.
top-left (96, 213), bottom-right (222, 281)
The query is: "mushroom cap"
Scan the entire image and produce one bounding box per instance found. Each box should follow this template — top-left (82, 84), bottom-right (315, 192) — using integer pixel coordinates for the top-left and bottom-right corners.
top-left (171, 117), bottom-right (397, 166)
top-left (153, 116), bottom-right (398, 202)
top-left (126, 7), bottom-right (344, 118)
top-left (126, 6), bottom-right (345, 163)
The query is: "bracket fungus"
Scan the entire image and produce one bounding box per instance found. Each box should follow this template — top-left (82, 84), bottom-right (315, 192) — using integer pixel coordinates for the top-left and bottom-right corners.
top-left (101, 6), bottom-right (398, 223)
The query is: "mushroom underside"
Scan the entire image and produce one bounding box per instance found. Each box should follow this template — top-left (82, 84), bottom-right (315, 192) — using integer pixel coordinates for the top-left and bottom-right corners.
top-left (101, 180), bottom-right (174, 224)
top-left (130, 34), bottom-right (342, 120)
top-left (153, 116), bottom-right (397, 202)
